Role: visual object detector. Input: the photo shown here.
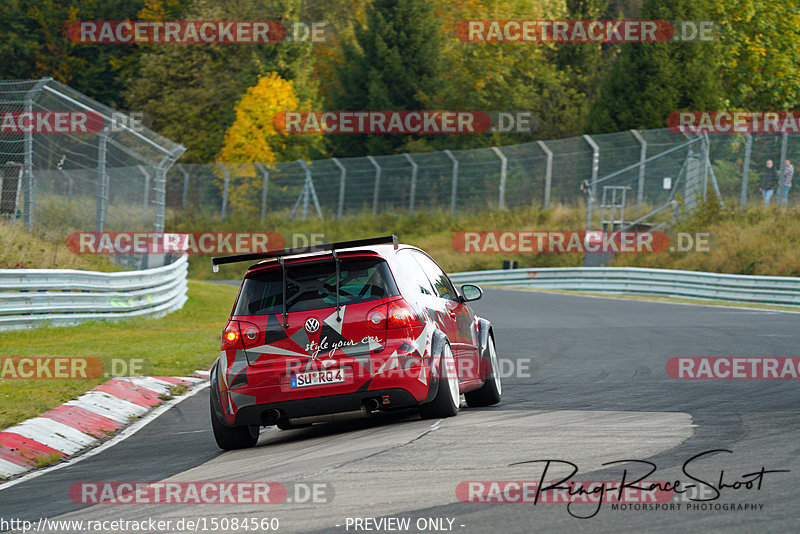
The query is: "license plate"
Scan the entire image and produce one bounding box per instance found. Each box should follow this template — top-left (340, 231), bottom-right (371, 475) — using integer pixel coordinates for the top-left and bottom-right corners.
top-left (290, 368), bottom-right (344, 388)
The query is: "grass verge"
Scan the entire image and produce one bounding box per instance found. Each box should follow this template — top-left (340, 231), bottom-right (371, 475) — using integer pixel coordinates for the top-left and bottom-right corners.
top-left (611, 201), bottom-right (800, 276)
top-left (0, 220), bottom-right (118, 271)
top-left (174, 203), bottom-right (800, 280)
top-left (179, 205), bottom-right (588, 280)
top-left (0, 280), bottom-right (237, 430)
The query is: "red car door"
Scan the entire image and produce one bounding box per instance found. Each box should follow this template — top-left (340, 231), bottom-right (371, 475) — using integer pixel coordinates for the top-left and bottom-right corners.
top-left (410, 251), bottom-right (481, 384)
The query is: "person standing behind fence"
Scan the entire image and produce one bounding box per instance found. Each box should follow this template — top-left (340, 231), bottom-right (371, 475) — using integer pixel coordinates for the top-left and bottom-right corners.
top-left (760, 159), bottom-right (779, 205)
top-left (780, 159), bottom-right (794, 205)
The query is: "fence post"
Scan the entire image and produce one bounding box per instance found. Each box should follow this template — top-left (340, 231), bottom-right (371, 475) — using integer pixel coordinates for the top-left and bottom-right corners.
top-left (536, 140), bottom-right (553, 208)
top-left (179, 164), bottom-right (189, 217)
top-left (584, 183), bottom-right (595, 242)
top-left (22, 107), bottom-right (34, 230)
top-left (741, 133), bottom-right (752, 209)
top-left (22, 78), bottom-right (48, 231)
top-left (491, 147), bottom-right (507, 210)
top-left (630, 129), bottom-right (647, 205)
top-left (707, 162), bottom-right (724, 208)
top-left (404, 153), bottom-right (418, 215)
top-left (255, 163), bottom-right (269, 221)
top-left (138, 164), bottom-right (150, 225)
top-left (217, 162), bottom-right (229, 221)
top-left (95, 131), bottom-right (109, 232)
top-left (583, 134), bottom-right (599, 206)
top-left (700, 134), bottom-right (710, 202)
top-left (331, 158), bottom-right (346, 219)
top-left (66, 173), bottom-right (73, 205)
top-left (296, 160), bottom-right (323, 220)
top-left (302, 164), bottom-right (310, 220)
top-left (444, 150), bottom-right (459, 216)
top-left (779, 132), bottom-right (789, 184)
top-left (153, 158), bottom-right (169, 234)
top-left (367, 156), bottom-right (381, 215)
top-left (701, 133), bottom-right (724, 207)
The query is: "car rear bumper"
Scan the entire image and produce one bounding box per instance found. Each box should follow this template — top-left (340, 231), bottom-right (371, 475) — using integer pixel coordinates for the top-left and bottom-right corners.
top-left (233, 388), bottom-right (419, 426)
top-left (213, 333), bottom-right (444, 425)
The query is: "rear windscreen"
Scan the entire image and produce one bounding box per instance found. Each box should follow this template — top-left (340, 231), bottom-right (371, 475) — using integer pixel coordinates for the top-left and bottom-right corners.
top-left (233, 257), bottom-right (399, 316)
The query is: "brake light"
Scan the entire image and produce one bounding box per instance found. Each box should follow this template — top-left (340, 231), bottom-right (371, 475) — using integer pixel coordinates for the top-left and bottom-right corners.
top-left (388, 302), bottom-right (422, 328)
top-left (222, 322), bottom-right (241, 349)
top-left (368, 301), bottom-right (421, 330)
top-left (221, 320), bottom-right (261, 349)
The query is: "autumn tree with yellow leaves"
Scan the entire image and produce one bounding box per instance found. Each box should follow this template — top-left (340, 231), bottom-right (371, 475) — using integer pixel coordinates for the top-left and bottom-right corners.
top-left (216, 73), bottom-right (322, 217)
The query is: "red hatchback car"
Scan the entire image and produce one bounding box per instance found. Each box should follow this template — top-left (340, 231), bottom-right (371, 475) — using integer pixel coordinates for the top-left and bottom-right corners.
top-left (209, 236), bottom-right (501, 450)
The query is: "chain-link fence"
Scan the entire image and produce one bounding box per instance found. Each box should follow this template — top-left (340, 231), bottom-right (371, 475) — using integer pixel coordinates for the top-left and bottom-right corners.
top-left (0, 78), bottom-right (185, 239)
top-left (169, 129), bottom-right (800, 224)
top-left (4, 79), bottom-right (795, 238)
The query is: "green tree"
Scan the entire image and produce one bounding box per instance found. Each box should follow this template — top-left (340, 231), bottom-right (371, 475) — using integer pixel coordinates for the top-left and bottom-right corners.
top-left (124, 0), bottom-right (317, 162)
top-left (589, 0), bottom-right (724, 132)
top-left (0, 0), bottom-right (147, 108)
top-left (218, 73), bottom-right (319, 163)
top-left (216, 73), bottom-right (321, 217)
top-left (709, 0), bottom-right (800, 110)
top-left (298, 0), bottom-right (369, 110)
top-left (329, 0), bottom-right (445, 156)
top-left (546, 0), bottom-right (610, 133)
top-left (0, 0), bottom-right (45, 80)
top-left (430, 0), bottom-right (581, 148)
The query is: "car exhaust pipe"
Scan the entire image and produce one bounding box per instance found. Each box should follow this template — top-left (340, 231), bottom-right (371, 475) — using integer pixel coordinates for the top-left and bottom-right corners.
top-left (262, 409), bottom-right (282, 424)
top-left (362, 398), bottom-right (380, 417)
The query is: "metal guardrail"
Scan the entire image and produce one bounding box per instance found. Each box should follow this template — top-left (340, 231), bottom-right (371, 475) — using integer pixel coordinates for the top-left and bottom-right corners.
top-left (450, 267), bottom-right (800, 307)
top-left (0, 255), bottom-right (189, 331)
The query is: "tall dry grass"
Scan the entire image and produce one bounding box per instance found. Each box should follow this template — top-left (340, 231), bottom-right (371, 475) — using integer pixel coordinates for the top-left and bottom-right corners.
top-left (613, 201), bottom-right (800, 276)
top-left (0, 220), bottom-right (117, 271)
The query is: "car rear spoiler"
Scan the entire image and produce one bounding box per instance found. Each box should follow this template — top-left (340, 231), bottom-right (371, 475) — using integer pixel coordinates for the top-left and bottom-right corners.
top-left (211, 234), bottom-right (398, 273)
top-left (213, 235), bottom-right (398, 327)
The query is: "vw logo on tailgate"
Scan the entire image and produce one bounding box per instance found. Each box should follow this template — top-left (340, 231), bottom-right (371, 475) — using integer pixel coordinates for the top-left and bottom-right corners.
top-left (304, 317), bottom-right (320, 333)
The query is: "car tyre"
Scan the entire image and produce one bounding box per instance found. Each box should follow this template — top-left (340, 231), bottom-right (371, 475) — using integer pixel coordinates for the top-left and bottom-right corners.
top-left (419, 343), bottom-right (460, 419)
top-left (465, 334), bottom-right (502, 407)
top-left (210, 391), bottom-right (259, 450)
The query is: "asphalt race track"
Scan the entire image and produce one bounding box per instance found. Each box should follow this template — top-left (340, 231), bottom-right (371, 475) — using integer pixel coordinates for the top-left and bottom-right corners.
top-left (2, 289), bottom-right (799, 533)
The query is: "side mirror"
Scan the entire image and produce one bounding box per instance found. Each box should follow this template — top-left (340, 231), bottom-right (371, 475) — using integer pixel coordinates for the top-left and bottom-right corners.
top-left (460, 284), bottom-right (483, 302)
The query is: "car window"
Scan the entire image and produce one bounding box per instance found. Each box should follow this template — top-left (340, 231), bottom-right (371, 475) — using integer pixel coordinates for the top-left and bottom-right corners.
top-left (393, 250), bottom-right (436, 297)
top-left (234, 257), bottom-right (398, 315)
top-left (410, 251), bottom-right (458, 301)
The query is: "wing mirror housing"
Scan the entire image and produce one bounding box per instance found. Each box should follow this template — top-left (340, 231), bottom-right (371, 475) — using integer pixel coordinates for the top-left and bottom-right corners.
top-left (459, 284), bottom-right (483, 302)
